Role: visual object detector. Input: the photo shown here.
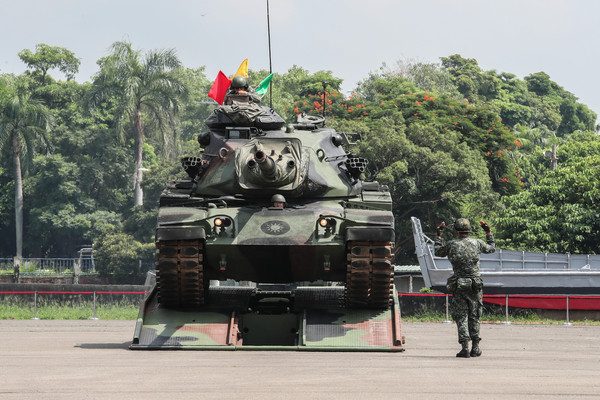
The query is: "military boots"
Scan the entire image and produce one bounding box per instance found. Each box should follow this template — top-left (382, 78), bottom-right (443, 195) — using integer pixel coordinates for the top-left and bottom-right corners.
top-left (456, 341), bottom-right (470, 358)
top-left (470, 339), bottom-right (482, 357)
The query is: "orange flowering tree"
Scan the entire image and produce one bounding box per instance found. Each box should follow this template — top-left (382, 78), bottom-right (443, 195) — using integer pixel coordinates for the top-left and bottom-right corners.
top-left (338, 75), bottom-right (522, 195)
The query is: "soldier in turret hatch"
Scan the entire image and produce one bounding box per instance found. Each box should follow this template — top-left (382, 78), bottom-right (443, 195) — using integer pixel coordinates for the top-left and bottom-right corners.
top-left (270, 194), bottom-right (286, 208)
top-left (434, 218), bottom-right (495, 358)
top-left (224, 76), bottom-right (262, 105)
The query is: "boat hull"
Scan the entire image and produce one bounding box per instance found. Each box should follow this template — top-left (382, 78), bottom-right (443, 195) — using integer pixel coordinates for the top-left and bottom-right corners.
top-left (412, 217), bottom-right (600, 295)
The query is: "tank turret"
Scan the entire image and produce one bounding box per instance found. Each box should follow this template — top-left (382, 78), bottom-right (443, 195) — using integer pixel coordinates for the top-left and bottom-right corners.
top-left (236, 137), bottom-right (305, 190)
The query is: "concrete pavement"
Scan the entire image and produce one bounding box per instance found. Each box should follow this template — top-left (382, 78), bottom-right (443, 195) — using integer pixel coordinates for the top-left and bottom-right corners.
top-left (1, 320), bottom-right (599, 399)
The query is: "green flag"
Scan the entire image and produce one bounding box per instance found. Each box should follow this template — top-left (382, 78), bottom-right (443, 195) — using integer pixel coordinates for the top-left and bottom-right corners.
top-left (255, 73), bottom-right (273, 96)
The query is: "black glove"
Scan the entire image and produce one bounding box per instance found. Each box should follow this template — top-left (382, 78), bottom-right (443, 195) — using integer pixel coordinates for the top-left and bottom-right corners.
top-left (436, 221), bottom-right (446, 237)
top-left (479, 220), bottom-right (491, 234)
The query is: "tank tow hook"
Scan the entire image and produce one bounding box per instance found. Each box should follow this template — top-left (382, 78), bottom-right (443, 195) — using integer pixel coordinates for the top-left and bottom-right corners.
top-left (323, 254), bottom-right (331, 271)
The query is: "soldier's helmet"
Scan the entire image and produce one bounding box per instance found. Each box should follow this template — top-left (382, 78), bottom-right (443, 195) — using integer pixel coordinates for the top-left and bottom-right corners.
top-left (231, 75), bottom-right (248, 89)
top-left (454, 218), bottom-right (471, 233)
top-left (271, 194), bottom-right (286, 204)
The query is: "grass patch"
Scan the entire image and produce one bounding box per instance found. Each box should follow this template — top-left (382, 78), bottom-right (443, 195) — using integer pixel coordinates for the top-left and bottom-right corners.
top-left (404, 311), bottom-right (447, 322)
top-left (0, 303), bottom-right (139, 320)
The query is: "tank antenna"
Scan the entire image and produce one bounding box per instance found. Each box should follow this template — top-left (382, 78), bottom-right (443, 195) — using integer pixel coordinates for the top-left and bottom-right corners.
top-left (322, 81), bottom-right (328, 119)
top-left (266, 0), bottom-right (273, 108)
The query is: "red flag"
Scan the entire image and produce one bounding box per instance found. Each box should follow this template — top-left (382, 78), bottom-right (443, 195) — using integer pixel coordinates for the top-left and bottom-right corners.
top-left (208, 70), bottom-right (231, 105)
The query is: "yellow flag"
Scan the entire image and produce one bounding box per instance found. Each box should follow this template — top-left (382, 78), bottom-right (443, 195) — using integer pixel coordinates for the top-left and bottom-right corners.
top-left (233, 58), bottom-right (248, 78)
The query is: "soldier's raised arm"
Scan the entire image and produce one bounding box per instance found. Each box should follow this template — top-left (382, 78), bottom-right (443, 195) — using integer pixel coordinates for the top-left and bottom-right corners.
top-left (434, 221), bottom-right (449, 257)
top-left (479, 220), bottom-right (495, 254)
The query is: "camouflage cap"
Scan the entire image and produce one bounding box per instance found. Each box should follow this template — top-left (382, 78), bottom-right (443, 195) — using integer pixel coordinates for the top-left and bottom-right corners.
top-left (454, 218), bottom-right (471, 233)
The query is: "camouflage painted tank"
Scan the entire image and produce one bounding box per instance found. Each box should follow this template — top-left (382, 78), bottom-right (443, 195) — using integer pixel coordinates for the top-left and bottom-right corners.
top-left (155, 102), bottom-right (395, 309)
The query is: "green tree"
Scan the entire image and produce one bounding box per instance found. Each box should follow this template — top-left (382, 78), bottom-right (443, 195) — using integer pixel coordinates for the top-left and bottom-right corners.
top-left (88, 41), bottom-right (187, 206)
top-left (494, 156), bottom-right (600, 253)
top-left (352, 117), bottom-right (497, 261)
top-left (524, 72), bottom-right (556, 96)
top-left (440, 54), bottom-right (482, 102)
top-left (520, 72), bottom-right (597, 136)
top-left (349, 73), bottom-right (521, 194)
top-left (0, 170), bottom-right (15, 255)
top-left (179, 67), bottom-right (213, 142)
top-left (94, 231), bottom-right (153, 282)
top-left (0, 75), bottom-right (52, 258)
top-left (23, 154), bottom-right (122, 256)
top-left (494, 132), bottom-right (600, 253)
top-left (17, 73), bottom-right (133, 256)
top-left (18, 44), bottom-right (80, 85)
top-left (378, 59), bottom-right (459, 96)
top-left (439, 57), bottom-right (597, 139)
top-left (557, 100), bottom-right (596, 137)
top-left (258, 66), bottom-right (343, 120)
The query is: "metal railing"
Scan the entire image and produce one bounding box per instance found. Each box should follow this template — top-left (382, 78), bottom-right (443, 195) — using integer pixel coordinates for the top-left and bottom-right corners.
top-left (0, 258), bottom-right (96, 274)
top-left (0, 258), bottom-right (13, 271)
top-left (398, 292), bottom-right (600, 326)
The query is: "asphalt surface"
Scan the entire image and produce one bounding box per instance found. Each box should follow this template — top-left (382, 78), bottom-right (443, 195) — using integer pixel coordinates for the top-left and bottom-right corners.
top-left (1, 320), bottom-right (599, 399)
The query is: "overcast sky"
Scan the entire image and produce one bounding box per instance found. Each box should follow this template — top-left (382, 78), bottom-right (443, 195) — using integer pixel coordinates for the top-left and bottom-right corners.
top-left (2, 0), bottom-right (599, 118)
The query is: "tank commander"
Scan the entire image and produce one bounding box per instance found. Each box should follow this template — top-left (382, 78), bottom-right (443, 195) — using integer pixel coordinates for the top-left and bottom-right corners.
top-left (224, 76), bottom-right (262, 105)
top-left (271, 194), bottom-right (286, 208)
top-left (434, 218), bottom-right (495, 358)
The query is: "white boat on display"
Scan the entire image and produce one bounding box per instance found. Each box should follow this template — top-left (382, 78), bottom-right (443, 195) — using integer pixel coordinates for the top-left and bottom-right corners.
top-left (411, 216), bottom-right (600, 295)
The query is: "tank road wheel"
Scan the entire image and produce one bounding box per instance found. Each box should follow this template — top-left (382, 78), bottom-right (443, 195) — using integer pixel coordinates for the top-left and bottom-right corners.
top-left (345, 241), bottom-right (395, 309)
top-left (156, 240), bottom-right (206, 308)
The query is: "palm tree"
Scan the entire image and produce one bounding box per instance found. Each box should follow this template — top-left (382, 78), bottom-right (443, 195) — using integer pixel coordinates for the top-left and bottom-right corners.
top-left (0, 76), bottom-right (51, 260)
top-left (513, 123), bottom-right (560, 152)
top-left (88, 41), bottom-right (187, 206)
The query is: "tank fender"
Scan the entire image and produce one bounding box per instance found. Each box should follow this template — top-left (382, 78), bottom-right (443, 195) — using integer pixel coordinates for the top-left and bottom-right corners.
top-left (156, 226), bottom-right (206, 241)
top-left (345, 227), bottom-right (395, 242)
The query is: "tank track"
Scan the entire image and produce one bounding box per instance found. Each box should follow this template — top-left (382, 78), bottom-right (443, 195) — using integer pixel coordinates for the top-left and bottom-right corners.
top-left (156, 239), bottom-right (206, 308)
top-left (345, 241), bottom-right (395, 309)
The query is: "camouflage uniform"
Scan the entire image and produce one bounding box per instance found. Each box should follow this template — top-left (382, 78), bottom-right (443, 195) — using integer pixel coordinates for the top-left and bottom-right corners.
top-left (223, 77), bottom-right (261, 105)
top-left (434, 233), bottom-right (495, 345)
top-left (223, 88), bottom-right (262, 105)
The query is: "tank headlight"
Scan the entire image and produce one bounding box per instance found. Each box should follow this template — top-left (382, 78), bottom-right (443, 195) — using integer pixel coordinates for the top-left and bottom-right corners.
top-left (319, 218), bottom-right (337, 228)
top-left (317, 217), bottom-right (337, 237)
top-left (214, 217), bottom-right (231, 227)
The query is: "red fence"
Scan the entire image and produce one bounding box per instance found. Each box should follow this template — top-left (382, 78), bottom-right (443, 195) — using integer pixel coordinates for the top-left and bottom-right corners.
top-left (398, 293), bottom-right (600, 311)
top-left (0, 291), bottom-right (148, 295)
top-left (482, 294), bottom-right (600, 311)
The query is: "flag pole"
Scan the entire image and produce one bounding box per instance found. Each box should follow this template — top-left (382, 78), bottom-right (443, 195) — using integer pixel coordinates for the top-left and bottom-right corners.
top-left (266, 0), bottom-right (273, 108)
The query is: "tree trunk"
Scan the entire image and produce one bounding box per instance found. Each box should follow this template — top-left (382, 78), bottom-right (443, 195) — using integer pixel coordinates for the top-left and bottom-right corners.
top-left (133, 107), bottom-right (145, 206)
top-left (12, 133), bottom-right (23, 259)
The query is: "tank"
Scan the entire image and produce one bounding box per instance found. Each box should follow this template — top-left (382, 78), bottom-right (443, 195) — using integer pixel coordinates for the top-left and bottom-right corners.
top-left (154, 102), bottom-right (395, 310)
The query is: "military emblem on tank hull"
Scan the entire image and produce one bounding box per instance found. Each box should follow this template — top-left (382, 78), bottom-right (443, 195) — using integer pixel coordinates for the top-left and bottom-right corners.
top-left (261, 220), bottom-right (290, 235)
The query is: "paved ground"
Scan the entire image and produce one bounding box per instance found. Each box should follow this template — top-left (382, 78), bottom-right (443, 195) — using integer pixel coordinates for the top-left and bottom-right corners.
top-left (1, 319), bottom-right (599, 399)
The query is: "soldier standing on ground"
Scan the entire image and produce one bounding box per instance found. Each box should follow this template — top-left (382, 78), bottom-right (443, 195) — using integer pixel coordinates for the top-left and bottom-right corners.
top-left (434, 218), bottom-right (495, 358)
